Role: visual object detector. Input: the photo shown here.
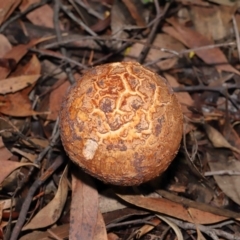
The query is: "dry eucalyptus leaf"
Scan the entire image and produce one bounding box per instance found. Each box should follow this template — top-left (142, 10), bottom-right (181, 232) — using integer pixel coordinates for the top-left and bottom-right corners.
top-left (0, 39), bottom-right (44, 79)
top-left (196, 225), bottom-right (207, 240)
top-left (11, 148), bottom-right (37, 162)
top-left (205, 123), bottom-right (240, 154)
top-left (93, 211), bottom-right (108, 240)
top-left (166, 17), bottom-right (240, 75)
top-left (0, 199), bottom-right (16, 210)
top-left (122, 0), bottom-right (146, 28)
top-left (99, 189), bottom-right (127, 213)
top-left (0, 34), bottom-right (12, 57)
top-left (1, 169), bottom-right (18, 192)
top-left (222, 122), bottom-right (240, 160)
top-left (0, 160), bottom-right (38, 185)
top-left (190, 5), bottom-right (233, 41)
top-left (0, 91), bottom-right (41, 117)
top-left (19, 224), bottom-right (69, 240)
top-left (207, 151), bottom-right (240, 206)
top-left (47, 81), bottom-right (70, 121)
top-left (0, 0), bottom-right (21, 25)
top-left (20, 2), bottom-right (57, 29)
top-left (12, 54), bottom-right (41, 77)
top-left (208, 0), bottom-right (240, 6)
top-left (164, 74), bottom-right (194, 114)
top-left (107, 233), bottom-right (119, 240)
top-left (0, 201), bottom-right (3, 222)
top-left (21, 137), bottom-right (49, 148)
top-left (0, 75), bottom-right (40, 94)
top-left (126, 34), bottom-right (185, 70)
top-left (22, 165), bottom-right (68, 230)
top-left (0, 137), bottom-right (12, 160)
top-left (117, 194), bottom-right (228, 224)
top-left (70, 169), bottom-right (99, 240)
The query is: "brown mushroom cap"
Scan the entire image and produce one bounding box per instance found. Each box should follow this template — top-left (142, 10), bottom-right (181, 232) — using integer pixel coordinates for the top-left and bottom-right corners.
top-left (60, 62), bottom-right (183, 186)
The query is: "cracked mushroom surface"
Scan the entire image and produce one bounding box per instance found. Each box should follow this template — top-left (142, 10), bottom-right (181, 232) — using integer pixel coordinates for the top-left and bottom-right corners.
top-left (60, 62), bottom-right (183, 186)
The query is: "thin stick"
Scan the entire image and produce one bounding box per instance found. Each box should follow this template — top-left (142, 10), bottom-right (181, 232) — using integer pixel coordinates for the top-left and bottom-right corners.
top-left (9, 156), bottom-right (65, 240)
top-left (137, 1), bottom-right (170, 63)
top-left (0, 0), bottom-right (50, 33)
top-left (54, 0), bottom-right (76, 84)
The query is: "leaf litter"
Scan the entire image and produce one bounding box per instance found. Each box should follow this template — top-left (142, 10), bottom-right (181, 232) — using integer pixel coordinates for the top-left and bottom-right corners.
top-left (1, 0), bottom-right (240, 240)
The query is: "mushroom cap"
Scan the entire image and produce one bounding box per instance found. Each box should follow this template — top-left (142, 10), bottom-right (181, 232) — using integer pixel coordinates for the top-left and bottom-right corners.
top-left (60, 62), bottom-right (183, 186)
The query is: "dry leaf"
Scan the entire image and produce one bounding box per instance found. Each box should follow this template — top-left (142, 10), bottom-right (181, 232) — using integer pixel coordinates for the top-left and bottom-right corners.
top-left (99, 189), bottom-right (127, 213)
top-left (0, 75), bottom-right (40, 94)
top-left (0, 201), bottom-right (3, 222)
top-left (0, 0), bottom-right (21, 25)
top-left (164, 73), bottom-right (194, 115)
top-left (0, 35), bottom-right (12, 57)
top-left (117, 194), bottom-right (228, 224)
top-left (47, 81), bottom-right (70, 120)
top-left (0, 55), bottom-right (42, 117)
top-left (0, 199), bottom-right (16, 210)
top-left (11, 148), bottom-right (37, 162)
top-left (70, 169), bottom-right (99, 240)
top-left (165, 17), bottom-right (240, 75)
top-left (208, 0), bottom-right (240, 7)
top-left (107, 233), bottom-right (119, 240)
top-left (0, 160), bottom-right (38, 185)
top-left (0, 87), bottom-right (41, 117)
top-left (0, 38), bottom-right (55, 79)
top-left (126, 34), bottom-right (185, 70)
top-left (122, 0), bottom-right (146, 27)
top-left (205, 123), bottom-right (240, 154)
top-left (162, 25), bottom-right (187, 46)
top-left (93, 211), bottom-right (108, 240)
top-left (19, 224), bottom-right (69, 240)
top-left (0, 41), bottom-right (37, 79)
top-left (12, 54), bottom-right (41, 76)
top-left (190, 5), bottom-right (233, 41)
top-left (23, 165), bottom-right (69, 230)
top-left (207, 151), bottom-right (240, 206)
top-left (20, 1), bottom-right (57, 28)
top-left (222, 122), bottom-right (240, 160)
top-left (21, 138), bottom-right (49, 148)
top-left (164, 73), bottom-right (195, 133)
top-left (196, 226), bottom-right (207, 240)
top-left (236, 14), bottom-right (240, 33)
top-left (0, 137), bottom-right (12, 160)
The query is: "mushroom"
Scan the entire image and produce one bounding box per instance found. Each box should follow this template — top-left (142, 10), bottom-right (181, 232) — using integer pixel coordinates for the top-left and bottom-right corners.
top-left (60, 62), bottom-right (183, 186)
